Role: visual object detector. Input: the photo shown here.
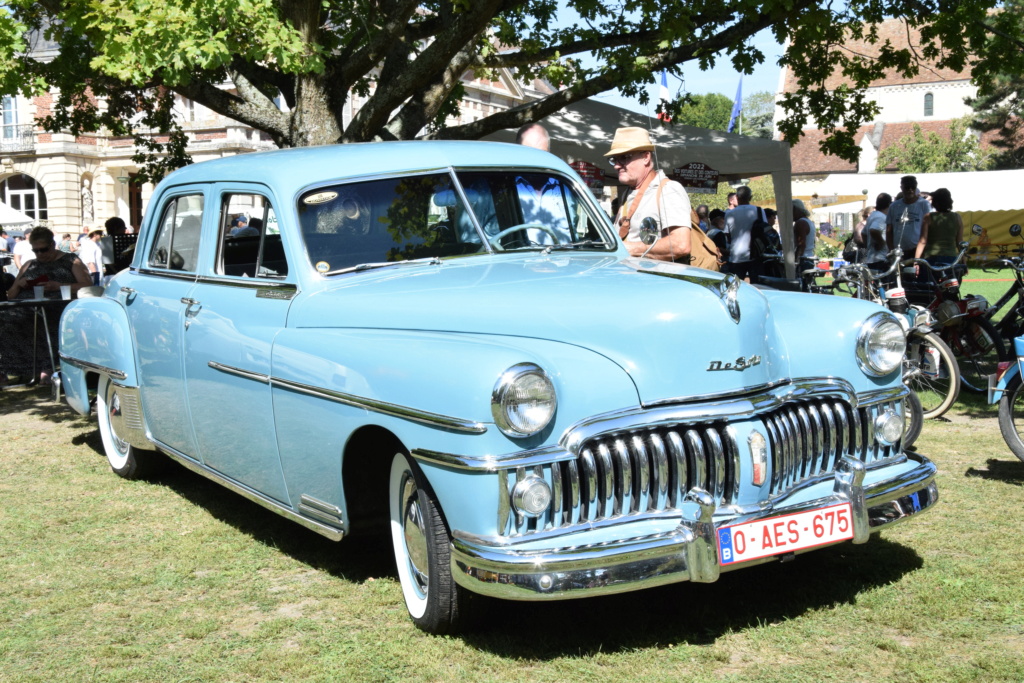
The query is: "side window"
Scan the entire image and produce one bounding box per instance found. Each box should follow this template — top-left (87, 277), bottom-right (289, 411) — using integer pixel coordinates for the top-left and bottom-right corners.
top-left (148, 194), bottom-right (204, 271)
top-left (220, 193), bottom-right (288, 278)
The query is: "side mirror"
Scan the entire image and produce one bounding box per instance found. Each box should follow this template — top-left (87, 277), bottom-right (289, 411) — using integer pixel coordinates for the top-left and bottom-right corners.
top-left (972, 224), bottom-right (983, 236)
top-left (1011, 224), bottom-right (1022, 238)
top-left (958, 240), bottom-right (970, 250)
top-left (639, 217), bottom-right (660, 246)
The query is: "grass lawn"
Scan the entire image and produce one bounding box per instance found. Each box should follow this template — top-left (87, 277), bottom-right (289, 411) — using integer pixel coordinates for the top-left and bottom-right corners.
top-left (2, 385), bottom-right (1023, 682)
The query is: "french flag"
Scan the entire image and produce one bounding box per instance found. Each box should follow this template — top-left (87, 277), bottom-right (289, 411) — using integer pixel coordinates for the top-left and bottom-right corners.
top-left (658, 71), bottom-right (671, 122)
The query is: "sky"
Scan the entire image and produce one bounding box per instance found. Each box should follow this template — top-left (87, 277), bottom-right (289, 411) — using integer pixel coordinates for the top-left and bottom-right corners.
top-left (585, 29), bottom-right (786, 117)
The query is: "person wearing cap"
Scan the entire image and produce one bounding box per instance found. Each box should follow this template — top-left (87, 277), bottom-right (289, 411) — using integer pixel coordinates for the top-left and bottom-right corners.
top-left (229, 215), bottom-right (259, 238)
top-left (606, 127), bottom-right (691, 261)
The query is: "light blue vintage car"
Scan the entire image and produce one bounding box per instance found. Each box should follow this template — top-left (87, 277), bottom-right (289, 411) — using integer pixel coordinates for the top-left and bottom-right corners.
top-left (59, 142), bottom-right (937, 633)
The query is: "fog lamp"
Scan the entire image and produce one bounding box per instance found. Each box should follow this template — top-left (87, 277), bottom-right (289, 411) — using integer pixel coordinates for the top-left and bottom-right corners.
top-left (874, 409), bottom-right (904, 446)
top-left (512, 475), bottom-right (551, 517)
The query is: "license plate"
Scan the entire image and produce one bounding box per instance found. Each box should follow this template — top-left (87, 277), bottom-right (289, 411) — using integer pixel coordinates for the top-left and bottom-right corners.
top-left (717, 502), bottom-right (854, 565)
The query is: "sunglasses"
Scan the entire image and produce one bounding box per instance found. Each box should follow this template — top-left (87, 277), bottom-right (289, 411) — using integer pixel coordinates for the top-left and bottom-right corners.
top-left (32, 246), bottom-right (51, 254)
top-left (608, 152), bottom-right (641, 167)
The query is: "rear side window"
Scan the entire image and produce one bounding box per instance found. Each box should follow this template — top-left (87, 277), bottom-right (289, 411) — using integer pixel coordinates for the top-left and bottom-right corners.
top-left (219, 193), bottom-right (288, 278)
top-left (148, 194), bottom-right (204, 272)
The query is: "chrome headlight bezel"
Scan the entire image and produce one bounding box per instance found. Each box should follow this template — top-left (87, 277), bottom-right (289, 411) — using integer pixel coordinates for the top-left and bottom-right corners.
top-left (491, 363), bottom-right (557, 437)
top-left (857, 311), bottom-right (907, 377)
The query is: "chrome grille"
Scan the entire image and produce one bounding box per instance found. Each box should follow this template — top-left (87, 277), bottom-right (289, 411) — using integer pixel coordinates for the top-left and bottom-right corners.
top-left (763, 397), bottom-right (901, 496)
top-left (501, 394), bottom-right (904, 537)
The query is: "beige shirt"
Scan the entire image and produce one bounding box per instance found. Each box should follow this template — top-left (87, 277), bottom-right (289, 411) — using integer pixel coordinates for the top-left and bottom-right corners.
top-left (621, 170), bottom-right (692, 241)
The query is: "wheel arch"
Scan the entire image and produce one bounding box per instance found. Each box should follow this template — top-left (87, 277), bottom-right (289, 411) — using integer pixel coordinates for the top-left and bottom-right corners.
top-left (341, 425), bottom-right (408, 536)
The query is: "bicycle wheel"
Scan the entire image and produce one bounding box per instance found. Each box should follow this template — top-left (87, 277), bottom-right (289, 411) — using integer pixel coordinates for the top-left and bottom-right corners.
top-left (997, 374), bottom-right (1024, 462)
top-left (902, 389), bottom-right (923, 450)
top-left (903, 330), bottom-right (960, 419)
top-left (945, 316), bottom-right (1011, 393)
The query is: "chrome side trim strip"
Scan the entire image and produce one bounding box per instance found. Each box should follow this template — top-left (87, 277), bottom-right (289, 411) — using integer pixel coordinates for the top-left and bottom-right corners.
top-left (270, 375), bottom-right (486, 434)
top-left (208, 361), bottom-right (270, 384)
top-left (135, 268), bottom-right (199, 282)
top-left (298, 494), bottom-right (345, 526)
top-left (59, 353), bottom-right (128, 381)
top-left (195, 275), bottom-right (297, 293)
top-left (411, 444), bottom-right (570, 471)
top-left (152, 439), bottom-right (345, 542)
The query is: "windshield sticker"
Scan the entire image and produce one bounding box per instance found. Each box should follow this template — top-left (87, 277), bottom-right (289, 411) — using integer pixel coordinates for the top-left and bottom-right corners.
top-left (304, 191), bottom-right (339, 205)
top-left (315, 261), bottom-right (330, 273)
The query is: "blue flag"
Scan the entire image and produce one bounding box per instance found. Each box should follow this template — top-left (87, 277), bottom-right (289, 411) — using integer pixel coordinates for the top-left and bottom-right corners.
top-left (727, 78), bottom-right (742, 133)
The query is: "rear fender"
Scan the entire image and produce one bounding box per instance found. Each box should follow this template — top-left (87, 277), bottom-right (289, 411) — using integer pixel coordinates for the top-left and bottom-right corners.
top-left (59, 298), bottom-right (138, 415)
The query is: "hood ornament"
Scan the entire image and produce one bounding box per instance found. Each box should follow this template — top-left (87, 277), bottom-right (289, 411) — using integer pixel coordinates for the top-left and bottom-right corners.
top-left (713, 273), bottom-right (742, 323)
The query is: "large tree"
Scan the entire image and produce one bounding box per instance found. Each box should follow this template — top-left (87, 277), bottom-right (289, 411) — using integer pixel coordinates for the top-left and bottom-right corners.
top-left (673, 93), bottom-right (733, 131)
top-left (0, 0), bottom-right (1017, 179)
top-left (969, 0), bottom-right (1024, 168)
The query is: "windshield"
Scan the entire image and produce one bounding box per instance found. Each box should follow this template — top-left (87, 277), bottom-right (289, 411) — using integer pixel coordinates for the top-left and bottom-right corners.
top-left (297, 169), bottom-right (614, 273)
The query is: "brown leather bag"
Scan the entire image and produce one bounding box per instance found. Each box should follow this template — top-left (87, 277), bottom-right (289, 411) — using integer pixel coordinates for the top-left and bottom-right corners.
top-left (684, 208), bottom-right (723, 271)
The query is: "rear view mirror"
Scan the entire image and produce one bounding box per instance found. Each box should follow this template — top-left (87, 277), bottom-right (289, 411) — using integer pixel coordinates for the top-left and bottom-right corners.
top-left (639, 217), bottom-right (660, 246)
top-left (1011, 224), bottom-right (1022, 238)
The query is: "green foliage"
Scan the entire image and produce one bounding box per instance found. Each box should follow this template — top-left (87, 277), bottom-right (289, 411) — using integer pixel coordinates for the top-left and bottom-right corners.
top-left (815, 238), bottom-right (840, 259)
top-left (969, 0), bottom-right (1024, 168)
top-left (875, 117), bottom-right (993, 173)
top-left (742, 91), bottom-right (775, 139)
top-left (668, 93), bottom-right (733, 130)
top-left (0, 1), bottom-right (1015, 178)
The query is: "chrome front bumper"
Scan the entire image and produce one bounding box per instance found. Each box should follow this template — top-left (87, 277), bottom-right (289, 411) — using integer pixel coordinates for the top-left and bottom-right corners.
top-left (450, 453), bottom-right (938, 601)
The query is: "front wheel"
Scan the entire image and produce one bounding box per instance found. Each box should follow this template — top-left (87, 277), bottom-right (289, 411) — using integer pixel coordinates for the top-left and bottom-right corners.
top-left (946, 317), bottom-right (1011, 393)
top-left (96, 374), bottom-right (161, 479)
top-left (998, 374), bottom-right (1024, 462)
top-left (904, 330), bottom-right (960, 420)
top-left (389, 453), bottom-right (465, 634)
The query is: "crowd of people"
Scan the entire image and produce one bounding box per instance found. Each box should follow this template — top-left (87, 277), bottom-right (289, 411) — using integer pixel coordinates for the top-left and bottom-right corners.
top-left (1, 218), bottom-right (136, 386)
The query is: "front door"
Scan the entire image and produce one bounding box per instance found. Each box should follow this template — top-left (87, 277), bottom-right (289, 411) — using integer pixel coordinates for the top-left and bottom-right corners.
top-left (181, 185), bottom-right (293, 503)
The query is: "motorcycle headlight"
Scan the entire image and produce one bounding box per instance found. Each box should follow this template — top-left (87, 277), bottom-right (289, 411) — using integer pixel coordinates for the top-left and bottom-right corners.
top-left (491, 363), bottom-right (557, 437)
top-left (857, 312), bottom-right (907, 377)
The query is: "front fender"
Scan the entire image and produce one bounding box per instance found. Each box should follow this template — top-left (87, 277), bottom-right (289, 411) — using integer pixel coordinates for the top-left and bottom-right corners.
top-left (59, 297), bottom-right (138, 415)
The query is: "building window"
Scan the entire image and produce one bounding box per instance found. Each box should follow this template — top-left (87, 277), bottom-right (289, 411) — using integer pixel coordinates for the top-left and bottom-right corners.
top-left (924, 93), bottom-right (934, 117)
top-left (0, 173), bottom-right (48, 221)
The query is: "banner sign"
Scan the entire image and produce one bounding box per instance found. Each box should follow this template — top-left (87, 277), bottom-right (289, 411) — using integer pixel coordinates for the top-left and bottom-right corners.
top-left (671, 163), bottom-right (720, 194)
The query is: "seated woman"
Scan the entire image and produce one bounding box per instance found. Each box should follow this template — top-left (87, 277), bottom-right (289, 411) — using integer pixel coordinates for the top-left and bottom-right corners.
top-left (2, 227), bottom-right (92, 385)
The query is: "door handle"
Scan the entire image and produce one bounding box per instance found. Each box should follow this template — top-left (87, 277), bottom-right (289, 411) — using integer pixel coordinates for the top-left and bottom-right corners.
top-left (180, 297), bottom-right (199, 306)
top-left (120, 286), bottom-right (136, 296)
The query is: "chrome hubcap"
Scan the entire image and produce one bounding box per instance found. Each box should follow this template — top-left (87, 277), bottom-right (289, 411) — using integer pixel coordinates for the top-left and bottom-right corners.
top-left (106, 388), bottom-right (130, 455)
top-left (400, 475), bottom-right (429, 596)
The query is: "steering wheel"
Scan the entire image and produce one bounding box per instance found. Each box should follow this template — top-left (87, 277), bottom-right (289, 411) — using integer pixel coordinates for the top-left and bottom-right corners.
top-left (487, 223), bottom-right (560, 250)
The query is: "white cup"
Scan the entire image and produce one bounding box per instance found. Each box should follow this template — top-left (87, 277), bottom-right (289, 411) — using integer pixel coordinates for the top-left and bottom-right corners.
top-left (60, 285), bottom-right (71, 300)
top-left (33, 285), bottom-right (45, 299)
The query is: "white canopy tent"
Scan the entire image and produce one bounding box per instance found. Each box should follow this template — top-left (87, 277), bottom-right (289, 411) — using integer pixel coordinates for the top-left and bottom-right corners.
top-left (486, 98), bottom-right (797, 274)
top-left (0, 199), bottom-right (33, 227)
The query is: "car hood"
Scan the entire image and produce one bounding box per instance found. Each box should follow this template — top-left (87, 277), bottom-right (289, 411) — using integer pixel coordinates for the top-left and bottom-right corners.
top-left (290, 254), bottom-right (787, 405)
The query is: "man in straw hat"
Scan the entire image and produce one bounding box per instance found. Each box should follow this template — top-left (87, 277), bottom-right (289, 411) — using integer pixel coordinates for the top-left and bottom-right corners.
top-left (606, 127), bottom-right (692, 261)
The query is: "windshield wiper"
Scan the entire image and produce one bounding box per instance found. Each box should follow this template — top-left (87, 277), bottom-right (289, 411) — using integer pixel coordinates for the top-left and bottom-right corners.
top-left (327, 256), bottom-right (442, 275)
top-left (541, 240), bottom-right (613, 253)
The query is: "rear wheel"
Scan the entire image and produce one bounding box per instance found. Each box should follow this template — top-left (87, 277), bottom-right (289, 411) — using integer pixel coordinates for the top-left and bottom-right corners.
top-left (903, 330), bottom-right (960, 419)
top-left (97, 374), bottom-right (161, 479)
top-left (902, 390), bottom-right (924, 450)
top-left (946, 317), bottom-right (1011, 393)
top-left (389, 452), bottom-right (465, 634)
top-left (998, 374), bottom-right (1024, 462)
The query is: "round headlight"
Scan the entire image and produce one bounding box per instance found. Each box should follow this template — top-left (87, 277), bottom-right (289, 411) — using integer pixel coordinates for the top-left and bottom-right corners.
top-left (512, 475), bottom-right (552, 517)
top-left (857, 313), bottom-right (907, 377)
top-left (491, 363), bottom-right (556, 437)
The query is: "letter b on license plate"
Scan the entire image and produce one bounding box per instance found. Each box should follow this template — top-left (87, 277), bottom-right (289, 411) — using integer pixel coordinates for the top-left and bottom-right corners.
top-left (717, 503), bottom-right (854, 565)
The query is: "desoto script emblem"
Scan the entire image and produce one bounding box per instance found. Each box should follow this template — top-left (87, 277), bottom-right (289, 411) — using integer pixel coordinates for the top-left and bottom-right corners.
top-left (708, 355), bottom-right (761, 372)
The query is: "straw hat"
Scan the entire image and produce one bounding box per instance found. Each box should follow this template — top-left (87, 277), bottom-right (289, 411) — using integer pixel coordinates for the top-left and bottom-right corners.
top-left (604, 127), bottom-right (655, 157)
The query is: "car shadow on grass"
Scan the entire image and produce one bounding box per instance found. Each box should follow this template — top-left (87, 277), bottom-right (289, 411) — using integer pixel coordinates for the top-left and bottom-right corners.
top-left (148, 457), bottom-right (925, 655)
top-left (965, 458), bottom-right (1024, 485)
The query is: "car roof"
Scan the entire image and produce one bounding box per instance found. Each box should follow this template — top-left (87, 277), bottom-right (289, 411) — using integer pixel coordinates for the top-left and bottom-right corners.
top-left (158, 140), bottom-right (579, 196)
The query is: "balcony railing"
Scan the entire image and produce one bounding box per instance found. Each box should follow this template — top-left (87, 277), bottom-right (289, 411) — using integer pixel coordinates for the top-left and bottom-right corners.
top-left (0, 124), bottom-right (35, 153)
